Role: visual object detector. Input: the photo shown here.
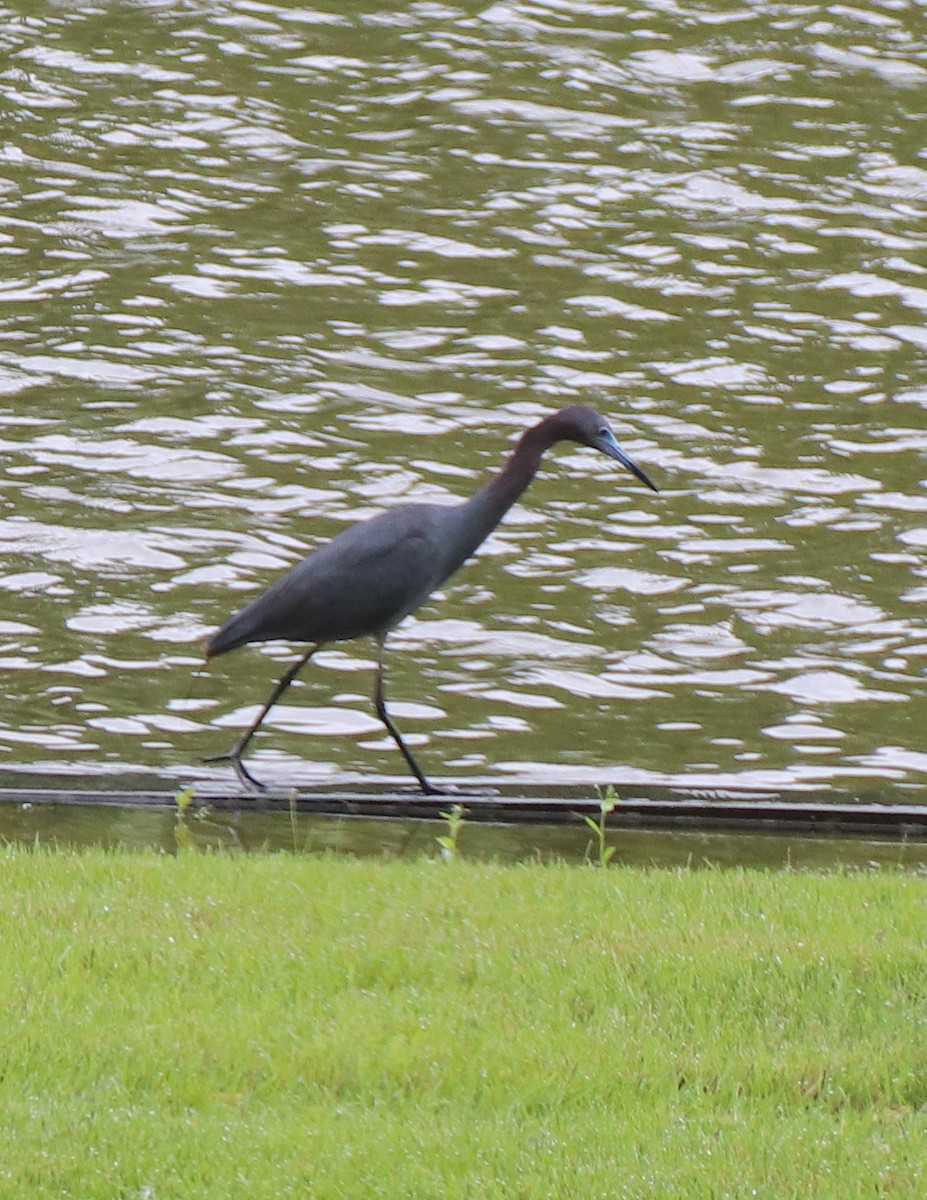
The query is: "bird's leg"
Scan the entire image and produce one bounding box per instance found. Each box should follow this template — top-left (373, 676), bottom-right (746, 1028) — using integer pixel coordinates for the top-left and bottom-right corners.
top-left (204, 646), bottom-right (318, 790)
top-left (373, 641), bottom-right (441, 796)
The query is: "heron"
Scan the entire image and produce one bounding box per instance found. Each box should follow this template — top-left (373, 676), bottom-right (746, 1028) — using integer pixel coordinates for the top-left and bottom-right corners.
top-left (204, 405), bottom-right (658, 794)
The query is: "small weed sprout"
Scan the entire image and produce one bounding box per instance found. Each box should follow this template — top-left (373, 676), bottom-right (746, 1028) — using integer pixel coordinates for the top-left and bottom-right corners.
top-left (288, 789), bottom-right (300, 853)
top-left (437, 804), bottom-right (466, 863)
top-left (173, 786), bottom-right (196, 853)
top-left (585, 786), bottom-right (618, 867)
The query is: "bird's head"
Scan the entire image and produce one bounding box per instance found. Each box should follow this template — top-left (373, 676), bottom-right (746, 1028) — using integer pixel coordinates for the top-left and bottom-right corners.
top-left (557, 405), bottom-right (659, 493)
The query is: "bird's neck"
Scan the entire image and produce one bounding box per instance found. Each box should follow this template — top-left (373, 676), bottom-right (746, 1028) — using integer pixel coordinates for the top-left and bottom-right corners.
top-left (445, 425), bottom-right (548, 570)
top-left (479, 424), bottom-right (547, 514)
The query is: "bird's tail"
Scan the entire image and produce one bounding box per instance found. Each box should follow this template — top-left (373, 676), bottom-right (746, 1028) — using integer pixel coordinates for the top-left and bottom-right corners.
top-left (203, 609), bottom-right (257, 659)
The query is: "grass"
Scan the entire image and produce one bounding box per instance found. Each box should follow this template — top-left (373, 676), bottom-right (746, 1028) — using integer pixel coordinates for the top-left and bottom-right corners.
top-left (0, 849), bottom-right (924, 1197)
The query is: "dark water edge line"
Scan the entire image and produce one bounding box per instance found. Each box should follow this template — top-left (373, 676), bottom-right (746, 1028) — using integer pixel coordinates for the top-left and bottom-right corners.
top-left (1, 778), bottom-right (927, 841)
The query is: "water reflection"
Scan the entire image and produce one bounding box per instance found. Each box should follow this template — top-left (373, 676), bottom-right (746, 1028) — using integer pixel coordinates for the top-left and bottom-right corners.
top-left (0, 3), bottom-right (925, 796)
top-left (2, 799), bottom-right (925, 875)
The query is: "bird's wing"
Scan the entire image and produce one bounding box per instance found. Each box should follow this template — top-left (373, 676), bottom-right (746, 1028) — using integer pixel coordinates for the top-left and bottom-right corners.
top-left (214, 505), bottom-right (448, 650)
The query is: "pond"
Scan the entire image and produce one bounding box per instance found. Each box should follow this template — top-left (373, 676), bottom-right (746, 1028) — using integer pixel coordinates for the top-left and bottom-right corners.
top-left (1, 3), bottom-right (926, 802)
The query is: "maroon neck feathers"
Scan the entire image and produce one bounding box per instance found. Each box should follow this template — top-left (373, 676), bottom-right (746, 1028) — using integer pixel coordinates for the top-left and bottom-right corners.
top-left (435, 410), bottom-right (592, 580)
top-left (448, 415), bottom-right (566, 558)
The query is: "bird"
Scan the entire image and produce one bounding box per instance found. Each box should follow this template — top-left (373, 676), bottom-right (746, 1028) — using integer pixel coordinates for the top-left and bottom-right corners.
top-left (203, 405), bottom-right (658, 794)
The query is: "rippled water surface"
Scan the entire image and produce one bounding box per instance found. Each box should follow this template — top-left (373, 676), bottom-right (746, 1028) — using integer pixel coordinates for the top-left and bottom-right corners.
top-left (2, 2), bottom-right (926, 797)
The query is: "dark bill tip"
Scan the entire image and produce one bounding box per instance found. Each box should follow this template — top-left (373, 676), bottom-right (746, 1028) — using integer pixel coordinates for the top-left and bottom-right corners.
top-left (597, 431), bottom-right (659, 493)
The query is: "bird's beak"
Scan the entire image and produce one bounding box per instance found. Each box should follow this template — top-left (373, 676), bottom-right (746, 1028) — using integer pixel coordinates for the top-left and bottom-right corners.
top-left (597, 430), bottom-right (659, 493)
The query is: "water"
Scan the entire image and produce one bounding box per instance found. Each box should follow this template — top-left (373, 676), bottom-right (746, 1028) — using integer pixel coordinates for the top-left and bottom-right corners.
top-left (6, 797), bottom-right (927, 873)
top-left (1, 2), bottom-right (926, 800)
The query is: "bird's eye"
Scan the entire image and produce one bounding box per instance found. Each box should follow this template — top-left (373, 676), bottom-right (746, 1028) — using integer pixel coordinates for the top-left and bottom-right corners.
top-left (598, 426), bottom-right (610, 439)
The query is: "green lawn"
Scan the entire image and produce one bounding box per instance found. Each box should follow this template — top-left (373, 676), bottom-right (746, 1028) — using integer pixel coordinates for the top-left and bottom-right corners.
top-left (0, 848), bottom-right (923, 1198)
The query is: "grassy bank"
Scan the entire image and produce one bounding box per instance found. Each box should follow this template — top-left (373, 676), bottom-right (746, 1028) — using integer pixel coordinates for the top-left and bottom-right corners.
top-left (0, 849), bottom-right (923, 1198)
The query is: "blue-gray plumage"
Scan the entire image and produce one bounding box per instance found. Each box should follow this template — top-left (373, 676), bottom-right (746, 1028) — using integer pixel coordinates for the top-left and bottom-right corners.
top-left (205, 405), bottom-right (658, 793)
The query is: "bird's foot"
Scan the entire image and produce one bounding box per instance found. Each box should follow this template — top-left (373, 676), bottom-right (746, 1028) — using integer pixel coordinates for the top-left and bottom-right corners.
top-left (202, 750), bottom-right (267, 793)
top-left (407, 777), bottom-right (456, 797)
top-left (414, 781), bottom-right (499, 798)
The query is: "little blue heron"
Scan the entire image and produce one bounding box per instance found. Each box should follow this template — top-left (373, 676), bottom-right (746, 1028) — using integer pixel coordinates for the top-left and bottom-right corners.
top-left (204, 405), bottom-right (658, 793)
